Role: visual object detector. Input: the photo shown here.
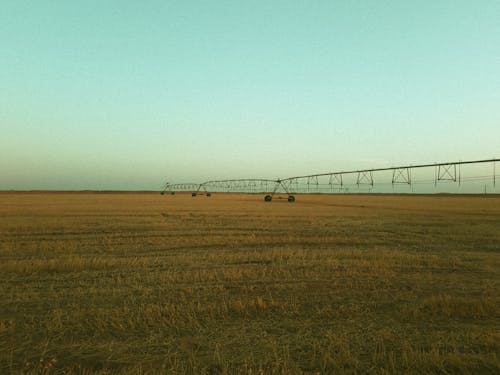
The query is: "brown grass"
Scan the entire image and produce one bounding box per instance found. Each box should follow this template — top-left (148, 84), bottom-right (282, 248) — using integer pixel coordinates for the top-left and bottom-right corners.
top-left (0, 192), bottom-right (499, 374)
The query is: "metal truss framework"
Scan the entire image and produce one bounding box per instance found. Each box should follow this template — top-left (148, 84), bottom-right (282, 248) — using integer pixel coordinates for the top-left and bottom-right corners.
top-left (161, 158), bottom-right (499, 202)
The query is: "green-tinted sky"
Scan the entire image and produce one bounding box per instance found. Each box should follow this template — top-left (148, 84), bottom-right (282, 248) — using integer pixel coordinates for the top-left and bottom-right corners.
top-left (1, 1), bottom-right (499, 189)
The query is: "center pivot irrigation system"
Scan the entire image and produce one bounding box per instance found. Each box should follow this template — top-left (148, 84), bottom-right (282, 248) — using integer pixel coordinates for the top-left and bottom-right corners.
top-left (161, 158), bottom-right (499, 202)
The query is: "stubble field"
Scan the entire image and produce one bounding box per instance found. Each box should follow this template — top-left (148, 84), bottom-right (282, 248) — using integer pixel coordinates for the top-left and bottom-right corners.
top-left (0, 192), bottom-right (499, 374)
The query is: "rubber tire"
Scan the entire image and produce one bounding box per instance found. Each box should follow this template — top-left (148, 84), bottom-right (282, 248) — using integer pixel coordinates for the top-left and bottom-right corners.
top-left (206, 193), bottom-right (211, 197)
top-left (264, 195), bottom-right (272, 202)
top-left (192, 193), bottom-right (197, 197)
top-left (288, 195), bottom-right (295, 202)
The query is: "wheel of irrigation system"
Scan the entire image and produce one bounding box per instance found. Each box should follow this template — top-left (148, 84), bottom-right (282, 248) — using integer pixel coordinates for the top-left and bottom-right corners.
top-left (264, 195), bottom-right (272, 202)
top-left (288, 195), bottom-right (295, 202)
top-left (206, 193), bottom-right (211, 197)
top-left (192, 193), bottom-right (197, 197)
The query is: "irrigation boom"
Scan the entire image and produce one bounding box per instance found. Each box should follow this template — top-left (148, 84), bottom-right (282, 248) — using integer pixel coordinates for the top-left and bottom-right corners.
top-left (161, 158), bottom-right (499, 202)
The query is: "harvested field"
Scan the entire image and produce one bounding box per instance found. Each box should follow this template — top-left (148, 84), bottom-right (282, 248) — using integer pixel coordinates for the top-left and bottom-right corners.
top-left (0, 192), bottom-right (499, 374)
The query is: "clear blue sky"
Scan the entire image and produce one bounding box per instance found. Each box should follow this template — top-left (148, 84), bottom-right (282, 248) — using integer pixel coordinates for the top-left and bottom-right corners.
top-left (1, 1), bottom-right (499, 189)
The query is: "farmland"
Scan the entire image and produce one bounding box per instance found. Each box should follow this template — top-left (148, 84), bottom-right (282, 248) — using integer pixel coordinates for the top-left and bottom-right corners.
top-left (0, 192), bottom-right (499, 374)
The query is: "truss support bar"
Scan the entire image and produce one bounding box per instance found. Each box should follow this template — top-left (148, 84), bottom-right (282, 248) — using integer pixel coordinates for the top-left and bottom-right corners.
top-left (357, 171), bottom-right (373, 186)
top-left (270, 180), bottom-right (290, 196)
top-left (392, 168), bottom-right (411, 185)
top-left (328, 173), bottom-right (343, 186)
top-left (307, 176), bottom-right (319, 192)
top-left (437, 163), bottom-right (457, 183)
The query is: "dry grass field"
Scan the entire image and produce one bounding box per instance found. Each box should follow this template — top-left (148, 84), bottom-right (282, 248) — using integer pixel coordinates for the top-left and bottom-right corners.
top-left (0, 192), bottom-right (499, 374)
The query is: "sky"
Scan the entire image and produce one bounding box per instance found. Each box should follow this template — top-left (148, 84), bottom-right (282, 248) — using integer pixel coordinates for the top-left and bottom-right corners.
top-left (1, 0), bottom-right (499, 190)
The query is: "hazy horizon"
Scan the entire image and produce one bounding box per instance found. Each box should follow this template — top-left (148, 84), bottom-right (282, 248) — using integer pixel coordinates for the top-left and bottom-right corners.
top-left (2, 1), bottom-right (499, 190)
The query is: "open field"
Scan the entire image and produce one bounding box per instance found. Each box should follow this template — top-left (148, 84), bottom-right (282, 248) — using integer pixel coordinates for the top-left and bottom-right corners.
top-left (0, 192), bottom-right (499, 374)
